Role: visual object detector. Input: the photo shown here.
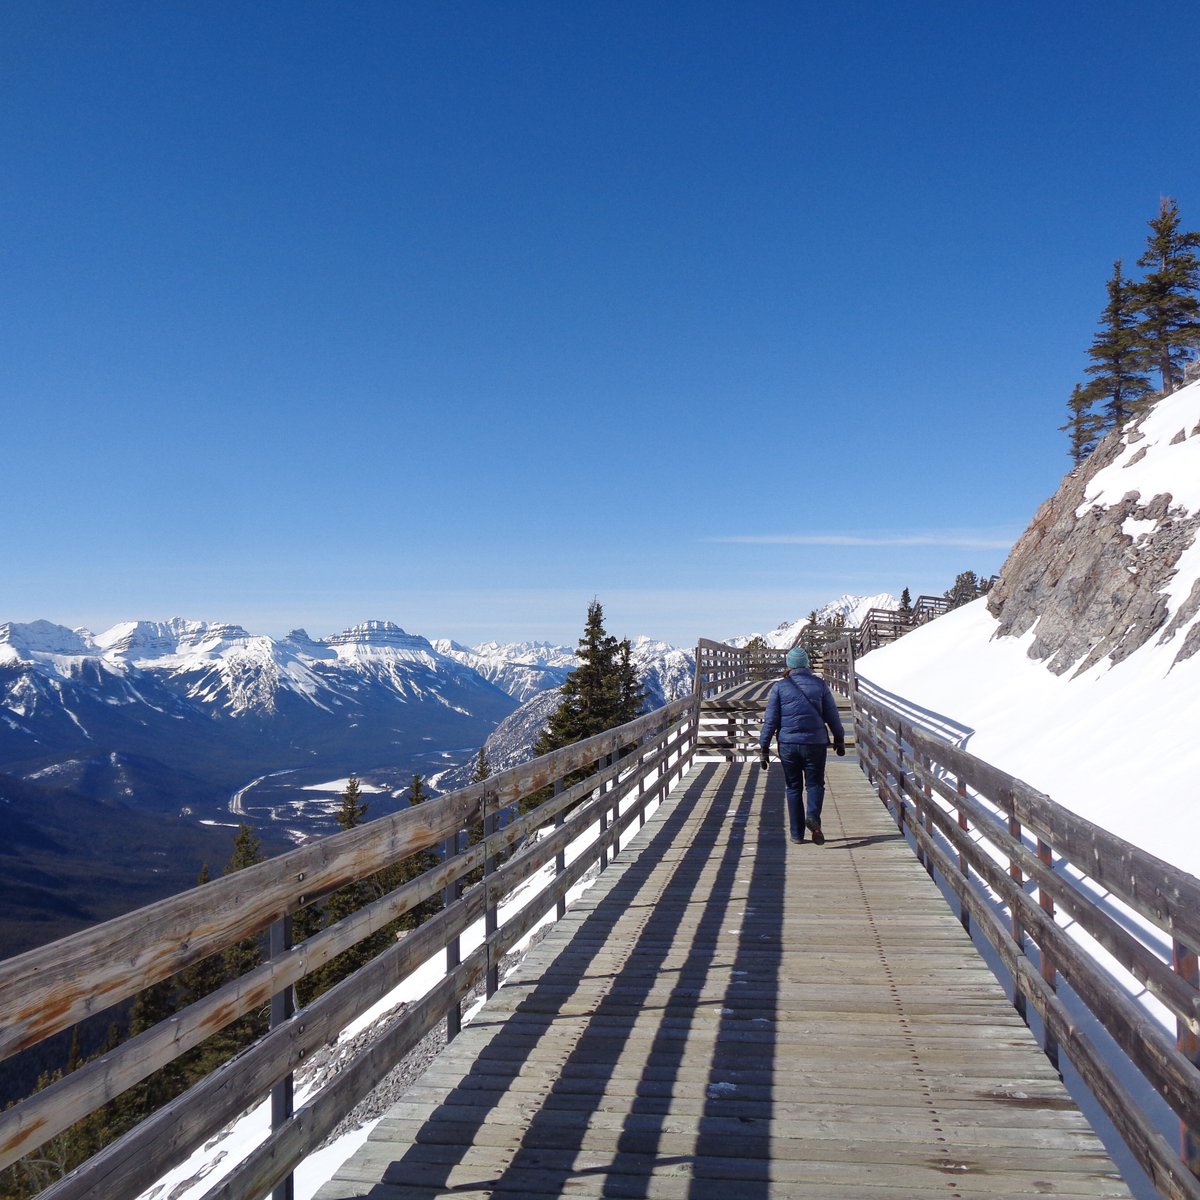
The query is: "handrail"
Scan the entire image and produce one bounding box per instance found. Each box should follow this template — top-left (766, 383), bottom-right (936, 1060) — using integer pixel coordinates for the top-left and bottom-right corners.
top-left (0, 697), bottom-right (698, 1200)
top-left (694, 637), bottom-right (786, 699)
top-left (854, 685), bottom-right (1200, 1198)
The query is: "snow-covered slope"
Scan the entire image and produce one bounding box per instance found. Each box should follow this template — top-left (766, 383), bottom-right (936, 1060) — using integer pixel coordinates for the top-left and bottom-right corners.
top-left (860, 381), bottom-right (1200, 873)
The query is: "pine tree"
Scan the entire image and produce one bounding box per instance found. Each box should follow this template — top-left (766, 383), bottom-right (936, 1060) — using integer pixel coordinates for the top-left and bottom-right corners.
top-left (336, 773), bottom-right (368, 830)
top-left (290, 892), bottom-right (324, 1007)
top-left (1136, 197), bottom-right (1200, 393)
top-left (1079, 260), bottom-right (1153, 432)
top-left (1061, 381), bottom-right (1108, 464)
top-left (898, 588), bottom-right (913, 618)
top-left (798, 611), bottom-right (823, 661)
top-left (945, 571), bottom-right (982, 609)
top-left (118, 973), bottom-right (182, 1121)
top-left (744, 634), bottom-right (770, 680)
top-left (394, 774), bottom-right (443, 928)
top-left (613, 638), bottom-right (646, 725)
top-left (195, 826), bottom-right (268, 1068)
top-left (308, 777), bottom-right (377, 996)
top-left (524, 601), bottom-right (633, 816)
top-left (175, 864), bottom-right (225, 1002)
top-left (472, 747), bottom-right (491, 783)
top-left (172, 863), bottom-right (229, 1081)
top-left (533, 601), bottom-right (623, 752)
top-left (463, 749), bottom-right (491, 886)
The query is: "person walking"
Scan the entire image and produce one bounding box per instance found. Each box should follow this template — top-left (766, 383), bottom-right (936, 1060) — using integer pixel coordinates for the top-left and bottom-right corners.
top-left (759, 646), bottom-right (846, 844)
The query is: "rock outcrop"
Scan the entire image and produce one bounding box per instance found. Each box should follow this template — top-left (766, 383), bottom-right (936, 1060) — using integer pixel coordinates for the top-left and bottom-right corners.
top-left (988, 382), bottom-right (1200, 675)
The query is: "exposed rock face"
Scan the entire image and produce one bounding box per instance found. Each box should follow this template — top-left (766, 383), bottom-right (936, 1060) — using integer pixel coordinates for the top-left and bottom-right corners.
top-left (988, 387), bottom-right (1200, 675)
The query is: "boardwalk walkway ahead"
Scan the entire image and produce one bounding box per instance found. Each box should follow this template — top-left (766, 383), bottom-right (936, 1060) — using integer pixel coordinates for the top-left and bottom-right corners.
top-left (317, 754), bottom-right (1130, 1199)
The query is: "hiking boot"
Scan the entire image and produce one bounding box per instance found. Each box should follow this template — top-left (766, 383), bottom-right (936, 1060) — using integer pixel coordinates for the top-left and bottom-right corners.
top-left (806, 819), bottom-right (825, 845)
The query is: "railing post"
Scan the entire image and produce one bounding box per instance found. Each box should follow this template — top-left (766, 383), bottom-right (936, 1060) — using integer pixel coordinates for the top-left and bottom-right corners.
top-left (1174, 937), bottom-right (1200, 1177)
top-left (1008, 815), bottom-right (1027, 1024)
top-left (956, 776), bottom-right (970, 934)
top-left (554, 778), bottom-right (566, 921)
top-left (895, 720), bottom-right (911, 849)
top-left (920, 751), bottom-right (935, 880)
top-left (444, 829), bottom-right (461, 1042)
top-left (637, 729), bottom-right (649, 827)
top-left (484, 793), bottom-right (499, 998)
top-left (269, 913), bottom-right (295, 1200)
top-left (599, 753), bottom-right (610, 870)
top-left (1037, 837), bottom-right (1060, 1071)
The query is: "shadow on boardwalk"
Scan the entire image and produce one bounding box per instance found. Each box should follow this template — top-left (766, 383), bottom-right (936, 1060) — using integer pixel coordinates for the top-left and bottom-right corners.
top-left (371, 762), bottom-right (784, 1198)
top-left (319, 758), bottom-right (1129, 1200)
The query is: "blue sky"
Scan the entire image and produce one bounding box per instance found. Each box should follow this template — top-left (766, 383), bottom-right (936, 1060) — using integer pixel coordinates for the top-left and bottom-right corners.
top-left (4, 1), bottom-right (1199, 648)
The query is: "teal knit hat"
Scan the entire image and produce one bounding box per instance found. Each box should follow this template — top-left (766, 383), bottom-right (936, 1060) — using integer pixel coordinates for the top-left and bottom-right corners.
top-left (785, 646), bottom-right (810, 670)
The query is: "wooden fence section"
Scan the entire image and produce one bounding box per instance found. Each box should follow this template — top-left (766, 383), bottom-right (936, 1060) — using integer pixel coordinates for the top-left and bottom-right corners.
top-left (316, 758), bottom-right (1130, 1200)
top-left (849, 678), bottom-right (1200, 1199)
top-left (0, 699), bottom-right (698, 1200)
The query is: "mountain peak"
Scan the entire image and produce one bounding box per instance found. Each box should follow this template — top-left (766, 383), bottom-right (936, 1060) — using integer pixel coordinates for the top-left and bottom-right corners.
top-left (0, 620), bottom-right (96, 661)
top-left (327, 621), bottom-right (431, 652)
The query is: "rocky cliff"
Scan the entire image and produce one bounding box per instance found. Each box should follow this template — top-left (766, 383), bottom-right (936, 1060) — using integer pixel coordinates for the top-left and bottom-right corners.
top-left (988, 379), bottom-right (1200, 675)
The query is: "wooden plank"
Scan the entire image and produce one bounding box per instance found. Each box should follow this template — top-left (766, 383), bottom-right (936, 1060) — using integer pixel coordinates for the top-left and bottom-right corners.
top-left (315, 760), bottom-right (1132, 1200)
top-left (0, 701), bottom-right (693, 1064)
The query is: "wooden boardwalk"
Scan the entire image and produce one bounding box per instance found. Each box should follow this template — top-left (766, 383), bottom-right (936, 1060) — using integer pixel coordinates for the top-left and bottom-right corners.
top-left (316, 755), bottom-right (1131, 1199)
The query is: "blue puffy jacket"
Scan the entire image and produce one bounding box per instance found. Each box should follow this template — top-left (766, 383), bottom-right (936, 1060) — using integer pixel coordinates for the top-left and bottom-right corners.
top-left (759, 670), bottom-right (845, 747)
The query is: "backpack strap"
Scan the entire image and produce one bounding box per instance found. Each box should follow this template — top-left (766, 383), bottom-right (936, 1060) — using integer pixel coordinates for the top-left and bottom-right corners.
top-left (783, 674), bottom-right (831, 740)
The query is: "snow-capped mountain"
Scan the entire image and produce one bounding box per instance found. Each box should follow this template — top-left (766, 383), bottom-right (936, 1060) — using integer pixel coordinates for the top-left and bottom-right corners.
top-left (432, 637), bottom-right (697, 792)
top-left (1, 618), bottom-right (512, 724)
top-left (628, 636), bottom-right (695, 709)
top-left (0, 619), bottom-right (518, 832)
top-left (430, 639), bottom-right (574, 704)
top-left (729, 592), bottom-right (900, 649)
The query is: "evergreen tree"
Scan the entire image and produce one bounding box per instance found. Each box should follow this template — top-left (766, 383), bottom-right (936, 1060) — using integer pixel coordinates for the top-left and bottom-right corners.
top-left (533, 601), bottom-right (623, 752)
top-left (472, 747), bottom-right (491, 783)
top-left (898, 588), bottom-right (913, 618)
top-left (945, 570), bottom-right (982, 610)
top-left (291, 894), bottom-right (325, 1007)
top-left (175, 864), bottom-right (225, 1004)
top-left (798, 612), bottom-right (823, 661)
top-left (1061, 381), bottom-right (1108, 464)
top-left (308, 777), bottom-right (377, 996)
top-left (1079, 260), bottom-right (1153, 432)
top-left (119, 974), bottom-right (181, 1121)
top-left (524, 601), bottom-right (642, 816)
top-left (336, 773), bottom-right (368, 830)
top-left (173, 862), bottom-right (229, 1079)
top-left (1136, 197), bottom-right (1200, 393)
top-left (744, 634), bottom-right (771, 680)
top-left (394, 774), bottom-right (443, 928)
top-left (464, 749), bottom-right (491, 885)
top-left (613, 637), bottom-right (646, 724)
top-left (197, 826), bottom-right (268, 1067)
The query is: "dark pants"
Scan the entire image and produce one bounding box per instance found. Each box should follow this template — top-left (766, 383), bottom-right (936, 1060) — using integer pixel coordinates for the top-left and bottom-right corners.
top-left (779, 742), bottom-right (827, 839)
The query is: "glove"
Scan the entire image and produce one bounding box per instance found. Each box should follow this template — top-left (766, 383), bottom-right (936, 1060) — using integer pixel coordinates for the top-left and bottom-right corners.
top-left (759, 746), bottom-right (769, 768)
top-left (834, 736), bottom-right (846, 757)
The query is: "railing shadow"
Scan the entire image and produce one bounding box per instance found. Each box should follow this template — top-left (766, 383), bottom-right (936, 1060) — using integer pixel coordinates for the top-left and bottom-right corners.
top-left (369, 761), bottom-right (784, 1198)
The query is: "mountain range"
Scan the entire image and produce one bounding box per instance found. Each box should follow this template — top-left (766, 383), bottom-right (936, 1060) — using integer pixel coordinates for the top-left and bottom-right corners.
top-left (0, 618), bottom-right (699, 953)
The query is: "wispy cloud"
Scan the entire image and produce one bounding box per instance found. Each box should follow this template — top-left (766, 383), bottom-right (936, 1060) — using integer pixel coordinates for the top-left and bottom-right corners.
top-left (705, 532), bottom-right (1015, 549)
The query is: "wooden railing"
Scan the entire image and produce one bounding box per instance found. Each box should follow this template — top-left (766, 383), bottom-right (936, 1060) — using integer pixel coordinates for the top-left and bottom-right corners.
top-left (0, 698), bottom-right (697, 1200)
top-left (853, 683), bottom-right (1200, 1199)
top-left (693, 637), bottom-right (786, 700)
